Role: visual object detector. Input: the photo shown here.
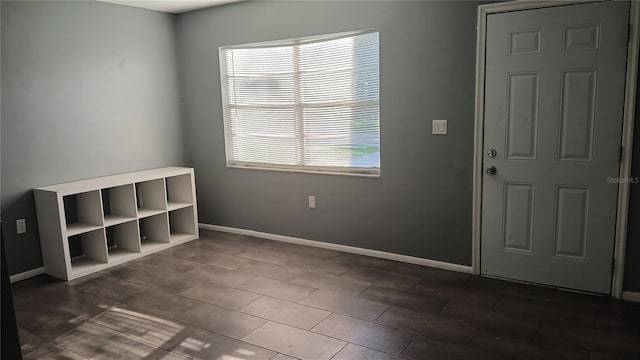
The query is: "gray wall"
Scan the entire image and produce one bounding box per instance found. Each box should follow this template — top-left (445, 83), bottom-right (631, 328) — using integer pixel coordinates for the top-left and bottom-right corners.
top-left (1, 1), bottom-right (184, 274)
top-left (177, 1), bottom-right (478, 265)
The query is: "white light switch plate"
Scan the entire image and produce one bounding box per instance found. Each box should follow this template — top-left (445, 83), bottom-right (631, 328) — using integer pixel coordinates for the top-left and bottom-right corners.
top-left (432, 119), bottom-right (447, 135)
top-left (308, 195), bottom-right (316, 209)
top-left (16, 219), bottom-right (26, 234)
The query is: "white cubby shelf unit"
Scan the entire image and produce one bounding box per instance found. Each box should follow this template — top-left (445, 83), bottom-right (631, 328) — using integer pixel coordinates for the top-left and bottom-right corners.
top-left (34, 167), bottom-right (198, 280)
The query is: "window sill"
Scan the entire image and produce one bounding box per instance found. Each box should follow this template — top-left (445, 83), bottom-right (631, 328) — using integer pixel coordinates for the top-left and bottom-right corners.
top-left (226, 163), bottom-right (381, 178)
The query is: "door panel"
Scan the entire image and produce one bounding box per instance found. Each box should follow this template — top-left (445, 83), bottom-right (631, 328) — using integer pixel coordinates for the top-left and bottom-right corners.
top-left (506, 72), bottom-right (539, 159)
top-left (553, 186), bottom-right (590, 259)
top-left (509, 29), bottom-right (542, 55)
top-left (564, 24), bottom-right (600, 51)
top-left (481, 1), bottom-right (629, 294)
top-left (559, 70), bottom-right (596, 161)
top-left (503, 182), bottom-right (535, 253)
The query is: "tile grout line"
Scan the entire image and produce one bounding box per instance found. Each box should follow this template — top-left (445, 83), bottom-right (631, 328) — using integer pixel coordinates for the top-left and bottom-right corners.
top-left (327, 341), bottom-right (349, 360)
top-left (46, 341), bottom-right (91, 359)
top-left (295, 286), bottom-right (320, 303)
top-left (236, 294), bottom-right (266, 311)
top-left (297, 294), bottom-right (391, 322)
top-left (397, 332), bottom-right (417, 359)
top-left (175, 261), bottom-right (260, 288)
top-left (235, 296), bottom-right (334, 332)
top-left (371, 304), bottom-right (393, 323)
top-left (307, 313), bottom-right (417, 357)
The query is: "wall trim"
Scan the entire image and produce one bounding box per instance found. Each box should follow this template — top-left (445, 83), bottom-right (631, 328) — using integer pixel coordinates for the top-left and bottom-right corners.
top-left (473, 0), bottom-right (639, 299)
top-left (622, 291), bottom-right (640, 303)
top-left (9, 267), bottom-right (45, 284)
top-left (199, 223), bottom-right (473, 274)
top-left (612, 0), bottom-right (640, 301)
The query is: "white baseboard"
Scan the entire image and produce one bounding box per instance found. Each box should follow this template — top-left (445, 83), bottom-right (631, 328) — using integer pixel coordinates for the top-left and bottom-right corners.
top-left (9, 267), bottom-right (45, 284)
top-left (199, 223), bottom-right (473, 274)
top-left (622, 291), bottom-right (640, 303)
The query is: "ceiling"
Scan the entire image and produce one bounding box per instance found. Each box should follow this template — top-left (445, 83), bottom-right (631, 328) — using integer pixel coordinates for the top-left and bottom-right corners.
top-left (96, 0), bottom-right (243, 14)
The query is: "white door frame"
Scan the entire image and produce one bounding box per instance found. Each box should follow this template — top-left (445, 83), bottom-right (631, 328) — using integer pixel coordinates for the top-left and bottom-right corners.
top-left (472, 0), bottom-right (640, 298)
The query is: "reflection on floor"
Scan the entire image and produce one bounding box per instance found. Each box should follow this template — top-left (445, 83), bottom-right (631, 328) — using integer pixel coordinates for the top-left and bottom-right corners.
top-left (12, 230), bottom-right (640, 359)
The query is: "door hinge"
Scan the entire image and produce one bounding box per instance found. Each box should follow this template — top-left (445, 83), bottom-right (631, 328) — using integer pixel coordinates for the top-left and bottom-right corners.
top-left (611, 258), bottom-right (615, 274)
top-left (628, 24), bottom-right (632, 44)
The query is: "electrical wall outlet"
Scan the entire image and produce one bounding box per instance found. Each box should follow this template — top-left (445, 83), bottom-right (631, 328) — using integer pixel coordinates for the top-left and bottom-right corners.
top-left (432, 119), bottom-right (448, 135)
top-left (16, 219), bottom-right (26, 234)
top-left (308, 195), bottom-right (316, 209)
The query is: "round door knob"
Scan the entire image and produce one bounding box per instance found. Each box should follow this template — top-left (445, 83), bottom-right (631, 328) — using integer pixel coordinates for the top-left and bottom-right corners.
top-left (486, 166), bottom-right (497, 176)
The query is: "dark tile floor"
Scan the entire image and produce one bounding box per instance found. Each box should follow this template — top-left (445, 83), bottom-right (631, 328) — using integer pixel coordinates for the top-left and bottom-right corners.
top-left (12, 230), bottom-right (640, 360)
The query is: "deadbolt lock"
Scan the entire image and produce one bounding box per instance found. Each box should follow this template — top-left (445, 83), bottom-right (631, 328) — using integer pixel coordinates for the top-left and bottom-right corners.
top-left (487, 148), bottom-right (497, 158)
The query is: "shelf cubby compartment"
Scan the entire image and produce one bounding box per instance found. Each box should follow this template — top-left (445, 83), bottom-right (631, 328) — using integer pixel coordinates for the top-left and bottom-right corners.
top-left (139, 213), bottom-right (170, 252)
top-left (166, 174), bottom-right (194, 211)
top-left (68, 229), bottom-right (108, 274)
top-left (135, 179), bottom-right (167, 218)
top-left (169, 206), bottom-right (196, 243)
top-left (102, 185), bottom-right (137, 227)
top-left (63, 190), bottom-right (104, 236)
top-left (106, 221), bottom-right (140, 262)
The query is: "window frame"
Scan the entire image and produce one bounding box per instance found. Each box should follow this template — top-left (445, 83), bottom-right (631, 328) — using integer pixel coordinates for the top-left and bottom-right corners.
top-left (218, 29), bottom-right (381, 178)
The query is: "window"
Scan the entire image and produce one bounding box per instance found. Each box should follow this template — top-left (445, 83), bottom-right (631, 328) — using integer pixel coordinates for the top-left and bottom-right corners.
top-left (219, 30), bottom-right (380, 176)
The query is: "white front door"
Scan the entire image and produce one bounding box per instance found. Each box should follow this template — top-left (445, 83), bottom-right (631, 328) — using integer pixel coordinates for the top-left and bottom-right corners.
top-left (481, 1), bottom-right (629, 294)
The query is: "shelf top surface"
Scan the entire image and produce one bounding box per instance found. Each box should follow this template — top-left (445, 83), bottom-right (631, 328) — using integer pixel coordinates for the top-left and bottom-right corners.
top-left (103, 215), bottom-right (137, 227)
top-left (137, 208), bottom-right (167, 218)
top-left (66, 223), bottom-right (103, 236)
top-left (167, 202), bottom-right (193, 211)
top-left (34, 167), bottom-right (193, 195)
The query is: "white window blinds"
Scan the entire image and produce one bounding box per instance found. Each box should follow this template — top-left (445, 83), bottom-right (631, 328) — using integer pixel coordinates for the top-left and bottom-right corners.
top-left (220, 30), bottom-right (380, 175)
